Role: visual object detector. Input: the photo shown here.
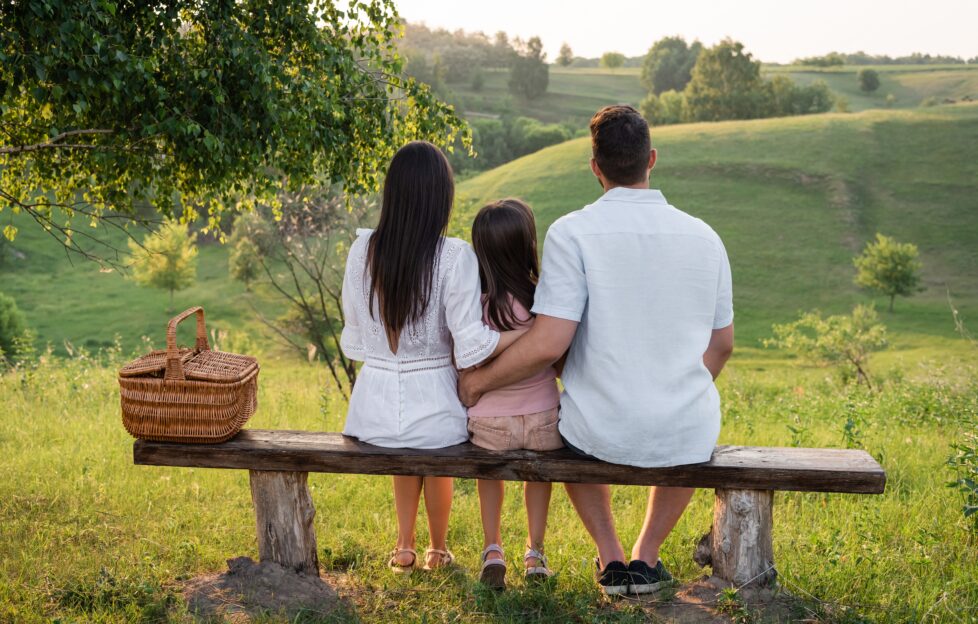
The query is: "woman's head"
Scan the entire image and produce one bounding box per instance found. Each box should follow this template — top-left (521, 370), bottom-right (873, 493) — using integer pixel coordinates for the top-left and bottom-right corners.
top-left (471, 198), bottom-right (540, 331)
top-left (368, 141), bottom-right (455, 352)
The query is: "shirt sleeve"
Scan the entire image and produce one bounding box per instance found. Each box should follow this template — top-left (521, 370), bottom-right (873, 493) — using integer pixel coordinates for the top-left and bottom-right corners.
top-left (339, 245), bottom-right (366, 362)
top-left (531, 221), bottom-right (588, 321)
top-left (444, 244), bottom-right (500, 368)
top-left (713, 237), bottom-right (734, 330)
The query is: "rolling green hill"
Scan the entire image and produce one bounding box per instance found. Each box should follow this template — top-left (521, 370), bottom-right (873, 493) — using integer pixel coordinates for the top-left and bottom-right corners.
top-left (457, 104), bottom-right (978, 352)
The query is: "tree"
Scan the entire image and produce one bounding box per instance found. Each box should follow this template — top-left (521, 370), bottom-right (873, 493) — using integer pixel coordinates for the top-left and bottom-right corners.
top-left (0, 1), bottom-right (467, 266)
top-left (858, 68), bottom-right (881, 92)
top-left (229, 238), bottom-right (262, 292)
top-left (684, 39), bottom-right (766, 121)
top-left (128, 220), bottom-right (198, 310)
top-left (0, 291), bottom-right (29, 366)
top-left (641, 36), bottom-right (702, 95)
top-left (228, 189), bottom-right (370, 394)
top-left (509, 37), bottom-right (549, 100)
top-left (853, 233), bottom-right (922, 311)
top-left (557, 43), bottom-right (574, 67)
top-left (640, 90), bottom-right (687, 125)
top-left (764, 305), bottom-right (887, 388)
top-left (600, 52), bottom-right (626, 70)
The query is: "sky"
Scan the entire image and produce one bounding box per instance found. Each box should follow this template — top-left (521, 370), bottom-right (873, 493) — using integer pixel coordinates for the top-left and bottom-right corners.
top-left (393, 0), bottom-right (978, 63)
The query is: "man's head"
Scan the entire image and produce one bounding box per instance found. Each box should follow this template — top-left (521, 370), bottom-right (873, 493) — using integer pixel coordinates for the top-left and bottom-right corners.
top-left (589, 105), bottom-right (656, 190)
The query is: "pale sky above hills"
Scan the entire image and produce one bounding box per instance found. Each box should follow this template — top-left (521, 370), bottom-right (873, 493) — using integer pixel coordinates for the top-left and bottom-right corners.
top-left (394, 0), bottom-right (978, 63)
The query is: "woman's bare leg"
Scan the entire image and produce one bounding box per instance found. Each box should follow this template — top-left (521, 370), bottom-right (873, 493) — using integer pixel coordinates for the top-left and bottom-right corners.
top-left (392, 475), bottom-right (423, 566)
top-left (423, 476), bottom-right (454, 567)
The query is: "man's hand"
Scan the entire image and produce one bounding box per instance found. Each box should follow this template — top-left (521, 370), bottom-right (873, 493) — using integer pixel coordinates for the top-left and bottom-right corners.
top-left (457, 368), bottom-right (483, 407)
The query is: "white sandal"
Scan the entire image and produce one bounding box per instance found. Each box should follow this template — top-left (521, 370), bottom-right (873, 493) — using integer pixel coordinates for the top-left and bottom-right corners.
top-left (388, 548), bottom-right (418, 575)
top-left (524, 547), bottom-right (554, 580)
top-left (423, 547), bottom-right (456, 570)
top-left (479, 544), bottom-right (507, 590)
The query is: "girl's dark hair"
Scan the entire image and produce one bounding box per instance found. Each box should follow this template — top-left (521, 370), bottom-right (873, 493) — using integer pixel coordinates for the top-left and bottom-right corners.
top-left (471, 199), bottom-right (540, 331)
top-left (367, 141), bottom-right (454, 352)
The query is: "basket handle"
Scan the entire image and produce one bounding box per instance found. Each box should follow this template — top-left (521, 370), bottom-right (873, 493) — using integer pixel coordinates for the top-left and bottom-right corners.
top-left (165, 306), bottom-right (210, 380)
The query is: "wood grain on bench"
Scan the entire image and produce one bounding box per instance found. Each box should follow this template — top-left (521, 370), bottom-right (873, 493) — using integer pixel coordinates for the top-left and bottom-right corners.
top-left (133, 429), bottom-right (885, 494)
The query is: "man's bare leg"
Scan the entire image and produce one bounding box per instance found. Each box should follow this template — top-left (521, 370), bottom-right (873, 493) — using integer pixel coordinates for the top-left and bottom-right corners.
top-left (563, 483), bottom-right (626, 567)
top-left (631, 486), bottom-right (695, 564)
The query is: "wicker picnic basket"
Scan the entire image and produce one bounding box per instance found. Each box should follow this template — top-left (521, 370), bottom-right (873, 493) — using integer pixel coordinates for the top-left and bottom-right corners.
top-left (118, 306), bottom-right (259, 443)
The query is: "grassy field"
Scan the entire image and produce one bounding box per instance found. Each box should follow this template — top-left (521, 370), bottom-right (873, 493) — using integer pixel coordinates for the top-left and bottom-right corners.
top-left (766, 65), bottom-right (978, 112)
top-left (457, 104), bottom-right (978, 352)
top-left (445, 65), bottom-right (978, 127)
top-left (1, 349), bottom-right (976, 622)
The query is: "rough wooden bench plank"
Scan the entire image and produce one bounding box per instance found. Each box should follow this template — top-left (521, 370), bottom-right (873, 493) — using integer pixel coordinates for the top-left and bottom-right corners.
top-left (133, 429), bottom-right (886, 494)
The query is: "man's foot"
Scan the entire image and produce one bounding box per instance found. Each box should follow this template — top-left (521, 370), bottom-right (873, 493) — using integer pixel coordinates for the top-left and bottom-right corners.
top-left (627, 559), bottom-right (675, 595)
top-left (594, 559), bottom-right (630, 596)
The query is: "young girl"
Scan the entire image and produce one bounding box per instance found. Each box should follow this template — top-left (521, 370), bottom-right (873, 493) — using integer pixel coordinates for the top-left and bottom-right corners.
top-left (467, 199), bottom-right (563, 590)
top-left (340, 142), bottom-right (524, 574)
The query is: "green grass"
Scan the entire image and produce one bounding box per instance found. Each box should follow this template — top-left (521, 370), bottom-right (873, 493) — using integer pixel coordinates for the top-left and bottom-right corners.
top-left (457, 104), bottom-right (978, 350)
top-left (765, 65), bottom-right (978, 111)
top-left (450, 67), bottom-right (647, 125)
top-left (1, 351), bottom-right (976, 622)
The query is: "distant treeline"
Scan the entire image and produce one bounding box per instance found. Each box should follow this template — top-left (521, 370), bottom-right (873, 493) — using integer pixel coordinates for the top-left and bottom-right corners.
top-left (792, 51), bottom-right (978, 67)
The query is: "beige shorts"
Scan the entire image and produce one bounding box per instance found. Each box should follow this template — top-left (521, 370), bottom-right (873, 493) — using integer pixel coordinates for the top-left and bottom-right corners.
top-left (467, 407), bottom-right (563, 452)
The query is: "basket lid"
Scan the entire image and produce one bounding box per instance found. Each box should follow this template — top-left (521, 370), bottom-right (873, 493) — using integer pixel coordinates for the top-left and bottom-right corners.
top-left (183, 350), bottom-right (259, 383)
top-left (119, 349), bottom-right (194, 378)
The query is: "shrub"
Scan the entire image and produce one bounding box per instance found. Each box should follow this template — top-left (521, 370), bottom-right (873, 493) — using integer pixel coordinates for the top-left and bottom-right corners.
top-left (921, 96), bottom-right (939, 107)
top-left (764, 304), bottom-right (888, 388)
top-left (947, 423), bottom-right (978, 531)
top-left (0, 291), bottom-right (29, 365)
top-left (858, 68), bottom-right (881, 92)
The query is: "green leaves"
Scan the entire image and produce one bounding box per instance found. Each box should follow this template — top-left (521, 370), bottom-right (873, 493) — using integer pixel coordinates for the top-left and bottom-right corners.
top-left (0, 0), bottom-right (469, 260)
top-left (853, 233), bottom-right (923, 311)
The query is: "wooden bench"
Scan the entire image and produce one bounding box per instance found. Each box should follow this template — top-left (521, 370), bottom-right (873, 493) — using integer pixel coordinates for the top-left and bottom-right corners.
top-left (133, 430), bottom-right (886, 587)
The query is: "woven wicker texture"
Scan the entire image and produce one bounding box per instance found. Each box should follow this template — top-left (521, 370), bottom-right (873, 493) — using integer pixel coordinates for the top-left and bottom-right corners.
top-left (118, 307), bottom-right (259, 443)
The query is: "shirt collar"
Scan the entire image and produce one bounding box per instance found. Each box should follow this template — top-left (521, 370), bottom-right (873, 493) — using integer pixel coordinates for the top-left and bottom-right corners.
top-left (599, 187), bottom-right (668, 205)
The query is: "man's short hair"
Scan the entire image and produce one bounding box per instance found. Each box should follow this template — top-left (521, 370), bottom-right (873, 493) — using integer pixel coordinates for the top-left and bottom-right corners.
top-left (589, 105), bottom-right (652, 186)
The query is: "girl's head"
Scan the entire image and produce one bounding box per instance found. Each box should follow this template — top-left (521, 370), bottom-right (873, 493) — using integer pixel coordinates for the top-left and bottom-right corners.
top-left (471, 198), bottom-right (540, 331)
top-left (368, 141), bottom-right (455, 351)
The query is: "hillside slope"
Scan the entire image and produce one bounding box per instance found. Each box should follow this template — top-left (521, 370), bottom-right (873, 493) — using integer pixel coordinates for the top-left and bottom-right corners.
top-left (457, 104), bottom-right (978, 348)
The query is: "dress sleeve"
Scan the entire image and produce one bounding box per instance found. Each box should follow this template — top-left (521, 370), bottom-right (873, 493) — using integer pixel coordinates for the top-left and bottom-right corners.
top-left (339, 244), bottom-right (366, 362)
top-left (444, 244), bottom-right (500, 369)
top-left (531, 221), bottom-right (588, 321)
top-left (713, 236), bottom-right (734, 330)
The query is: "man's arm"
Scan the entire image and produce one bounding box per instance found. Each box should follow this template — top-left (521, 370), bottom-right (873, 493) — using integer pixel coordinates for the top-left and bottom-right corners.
top-left (458, 315), bottom-right (578, 406)
top-left (703, 323), bottom-right (734, 380)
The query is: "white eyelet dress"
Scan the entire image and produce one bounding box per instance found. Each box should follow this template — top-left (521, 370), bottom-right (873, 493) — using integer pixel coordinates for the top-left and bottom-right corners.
top-left (339, 229), bottom-right (501, 449)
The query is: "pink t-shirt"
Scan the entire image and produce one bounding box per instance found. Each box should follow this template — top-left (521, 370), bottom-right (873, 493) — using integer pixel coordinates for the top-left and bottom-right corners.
top-left (467, 296), bottom-right (561, 418)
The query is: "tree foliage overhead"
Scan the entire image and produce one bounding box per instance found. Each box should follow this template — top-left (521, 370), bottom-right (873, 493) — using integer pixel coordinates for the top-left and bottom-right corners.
top-left (0, 0), bottom-right (468, 262)
top-left (853, 233), bottom-right (922, 311)
top-left (640, 36), bottom-right (702, 95)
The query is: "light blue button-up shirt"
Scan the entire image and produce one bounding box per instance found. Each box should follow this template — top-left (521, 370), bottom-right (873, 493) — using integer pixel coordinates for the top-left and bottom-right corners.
top-left (532, 187), bottom-right (733, 467)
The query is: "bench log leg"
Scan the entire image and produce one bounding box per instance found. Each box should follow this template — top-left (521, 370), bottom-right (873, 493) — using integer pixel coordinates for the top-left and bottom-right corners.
top-left (693, 489), bottom-right (776, 587)
top-left (249, 470), bottom-right (319, 576)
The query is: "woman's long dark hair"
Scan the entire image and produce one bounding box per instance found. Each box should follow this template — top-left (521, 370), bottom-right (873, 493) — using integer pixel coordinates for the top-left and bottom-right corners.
top-left (471, 199), bottom-right (540, 331)
top-left (367, 141), bottom-right (455, 353)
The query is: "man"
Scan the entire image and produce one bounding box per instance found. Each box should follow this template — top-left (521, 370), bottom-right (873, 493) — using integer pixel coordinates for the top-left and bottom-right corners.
top-left (459, 105), bottom-right (734, 596)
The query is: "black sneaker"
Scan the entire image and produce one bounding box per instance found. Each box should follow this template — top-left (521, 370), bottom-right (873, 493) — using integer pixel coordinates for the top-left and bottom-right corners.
top-left (627, 559), bottom-right (674, 595)
top-left (594, 559), bottom-right (630, 596)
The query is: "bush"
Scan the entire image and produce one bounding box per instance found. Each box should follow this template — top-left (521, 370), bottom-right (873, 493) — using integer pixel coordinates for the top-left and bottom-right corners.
top-left (0, 291), bottom-right (30, 366)
top-left (921, 96), bottom-right (939, 107)
top-left (640, 90), bottom-right (687, 125)
top-left (764, 304), bottom-right (888, 388)
top-left (858, 68), bottom-right (881, 92)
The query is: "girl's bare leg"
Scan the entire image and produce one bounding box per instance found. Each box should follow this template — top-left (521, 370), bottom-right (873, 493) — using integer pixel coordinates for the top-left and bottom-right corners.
top-left (392, 476), bottom-right (423, 566)
top-left (524, 481), bottom-right (553, 567)
top-left (423, 476), bottom-right (455, 567)
top-left (477, 479), bottom-right (505, 561)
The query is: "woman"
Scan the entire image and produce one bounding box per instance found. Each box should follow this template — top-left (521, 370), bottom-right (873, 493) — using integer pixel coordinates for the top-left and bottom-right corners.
top-left (339, 141), bottom-right (524, 573)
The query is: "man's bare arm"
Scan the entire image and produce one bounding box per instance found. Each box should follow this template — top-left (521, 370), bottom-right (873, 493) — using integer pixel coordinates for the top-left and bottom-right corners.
top-left (703, 324), bottom-right (734, 380)
top-left (459, 315), bottom-right (578, 406)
